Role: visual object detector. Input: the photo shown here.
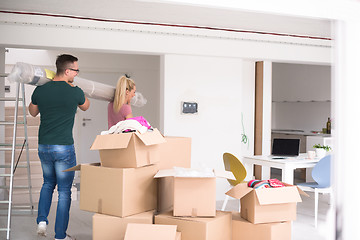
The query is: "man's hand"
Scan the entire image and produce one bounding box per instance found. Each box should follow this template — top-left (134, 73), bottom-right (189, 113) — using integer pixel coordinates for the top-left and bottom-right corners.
top-left (28, 103), bottom-right (39, 117)
top-left (79, 96), bottom-right (90, 111)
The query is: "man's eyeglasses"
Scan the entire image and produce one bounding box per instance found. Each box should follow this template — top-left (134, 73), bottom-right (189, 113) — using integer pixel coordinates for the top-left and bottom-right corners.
top-left (68, 68), bottom-right (80, 73)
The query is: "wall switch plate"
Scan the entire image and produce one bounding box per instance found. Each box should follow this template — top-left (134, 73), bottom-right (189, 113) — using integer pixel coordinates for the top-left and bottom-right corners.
top-left (182, 101), bottom-right (198, 114)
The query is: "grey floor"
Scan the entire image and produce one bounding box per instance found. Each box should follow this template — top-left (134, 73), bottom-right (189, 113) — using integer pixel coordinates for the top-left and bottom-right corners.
top-left (0, 190), bottom-right (333, 240)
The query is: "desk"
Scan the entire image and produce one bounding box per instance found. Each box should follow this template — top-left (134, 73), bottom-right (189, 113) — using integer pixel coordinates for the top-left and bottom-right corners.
top-left (243, 154), bottom-right (320, 185)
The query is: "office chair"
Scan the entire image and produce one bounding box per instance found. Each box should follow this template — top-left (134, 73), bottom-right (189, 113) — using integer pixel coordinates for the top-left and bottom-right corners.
top-left (297, 155), bottom-right (332, 228)
top-left (221, 152), bottom-right (247, 211)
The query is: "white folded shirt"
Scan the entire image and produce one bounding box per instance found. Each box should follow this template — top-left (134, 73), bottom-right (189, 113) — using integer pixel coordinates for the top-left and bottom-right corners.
top-left (101, 119), bottom-right (148, 135)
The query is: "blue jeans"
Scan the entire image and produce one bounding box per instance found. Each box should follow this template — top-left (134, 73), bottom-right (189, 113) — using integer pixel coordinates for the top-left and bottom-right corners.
top-left (36, 144), bottom-right (76, 239)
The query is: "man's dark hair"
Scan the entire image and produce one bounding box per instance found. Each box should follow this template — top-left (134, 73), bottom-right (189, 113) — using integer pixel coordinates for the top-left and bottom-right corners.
top-left (56, 54), bottom-right (78, 75)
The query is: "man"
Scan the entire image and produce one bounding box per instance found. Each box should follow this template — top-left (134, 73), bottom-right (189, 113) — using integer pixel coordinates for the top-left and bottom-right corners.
top-left (29, 54), bottom-right (90, 240)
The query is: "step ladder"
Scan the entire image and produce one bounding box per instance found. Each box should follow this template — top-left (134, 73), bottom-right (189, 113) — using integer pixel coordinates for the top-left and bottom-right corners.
top-left (0, 76), bottom-right (34, 240)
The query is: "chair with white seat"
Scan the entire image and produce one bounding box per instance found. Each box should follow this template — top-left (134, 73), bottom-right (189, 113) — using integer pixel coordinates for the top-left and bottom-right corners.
top-left (297, 155), bottom-right (332, 228)
top-left (221, 153), bottom-right (247, 211)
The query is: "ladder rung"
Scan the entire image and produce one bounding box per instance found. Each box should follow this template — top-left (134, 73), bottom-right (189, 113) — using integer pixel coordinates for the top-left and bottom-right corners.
top-left (0, 174), bottom-right (12, 177)
top-left (0, 208), bottom-right (35, 214)
top-left (0, 121), bottom-right (25, 125)
top-left (0, 164), bottom-right (28, 168)
top-left (0, 142), bottom-right (27, 147)
top-left (0, 228), bottom-right (9, 232)
top-left (0, 200), bottom-right (9, 204)
top-left (0, 147), bottom-right (13, 151)
top-left (0, 146), bottom-right (26, 151)
top-left (0, 148), bottom-right (28, 152)
top-left (12, 205), bottom-right (34, 209)
top-left (0, 143), bottom-right (26, 147)
top-left (0, 185), bottom-right (30, 189)
top-left (0, 97), bottom-right (23, 101)
top-left (0, 206), bottom-right (34, 212)
top-left (0, 204), bottom-right (34, 209)
top-left (0, 209), bottom-right (35, 215)
top-left (0, 143), bottom-right (28, 150)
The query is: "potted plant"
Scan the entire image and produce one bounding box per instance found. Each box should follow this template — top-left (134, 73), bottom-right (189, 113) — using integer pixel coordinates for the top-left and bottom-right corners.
top-left (313, 144), bottom-right (332, 158)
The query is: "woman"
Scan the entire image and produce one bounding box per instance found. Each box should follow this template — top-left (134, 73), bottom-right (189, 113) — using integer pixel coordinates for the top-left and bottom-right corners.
top-left (108, 76), bottom-right (136, 128)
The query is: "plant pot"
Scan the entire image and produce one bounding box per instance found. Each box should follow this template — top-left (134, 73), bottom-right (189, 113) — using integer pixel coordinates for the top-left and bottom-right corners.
top-left (315, 148), bottom-right (326, 159)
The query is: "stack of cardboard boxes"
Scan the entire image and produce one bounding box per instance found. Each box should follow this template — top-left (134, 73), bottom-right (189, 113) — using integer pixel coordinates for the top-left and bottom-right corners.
top-left (154, 168), bottom-right (235, 240)
top-left (66, 129), bottom-right (194, 239)
top-left (68, 128), bottom-right (307, 240)
top-left (66, 129), bottom-right (165, 219)
top-left (226, 181), bottom-right (308, 240)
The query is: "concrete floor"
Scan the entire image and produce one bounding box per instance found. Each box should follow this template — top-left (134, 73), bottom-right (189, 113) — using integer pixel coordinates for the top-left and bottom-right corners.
top-left (0, 190), bottom-right (333, 240)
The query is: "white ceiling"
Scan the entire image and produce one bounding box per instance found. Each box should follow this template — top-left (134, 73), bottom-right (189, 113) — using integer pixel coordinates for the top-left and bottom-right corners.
top-left (0, 0), bottom-right (331, 38)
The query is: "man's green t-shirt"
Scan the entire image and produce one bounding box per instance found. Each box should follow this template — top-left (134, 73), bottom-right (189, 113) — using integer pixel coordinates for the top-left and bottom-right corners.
top-left (31, 81), bottom-right (85, 145)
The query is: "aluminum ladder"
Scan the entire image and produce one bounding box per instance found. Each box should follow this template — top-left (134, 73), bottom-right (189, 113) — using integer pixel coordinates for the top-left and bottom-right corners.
top-left (0, 77), bottom-right (34, 240)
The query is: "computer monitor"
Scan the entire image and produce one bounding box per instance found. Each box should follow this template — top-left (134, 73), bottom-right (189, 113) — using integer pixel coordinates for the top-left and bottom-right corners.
top-left (272, 138), bottom-right (300, 156)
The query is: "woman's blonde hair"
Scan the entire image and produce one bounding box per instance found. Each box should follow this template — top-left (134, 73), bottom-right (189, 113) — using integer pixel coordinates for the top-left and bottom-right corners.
top-left (113, 76), bottom-right (136, 113)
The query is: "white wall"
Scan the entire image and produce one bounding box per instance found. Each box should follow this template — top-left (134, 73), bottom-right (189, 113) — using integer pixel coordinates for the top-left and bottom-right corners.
top-left (272, 63), bottom-right (331, 132)
top-left (272, 63), bottom-right (331, 102)
top-left (162, 54), bottom-right (254, 199)
top-left (240, 61), bottom-right (255, 157)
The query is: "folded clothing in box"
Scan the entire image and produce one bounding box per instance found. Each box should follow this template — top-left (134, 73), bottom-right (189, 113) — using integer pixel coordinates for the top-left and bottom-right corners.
top-left (90, 128), bottom-right (166, 168)
top-left (226, 181), bottom-right (308, 224)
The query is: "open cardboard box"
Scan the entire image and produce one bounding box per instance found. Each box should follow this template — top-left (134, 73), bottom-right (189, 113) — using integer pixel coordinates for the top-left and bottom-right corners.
top-left (155, 211), bottom-right (231, 240)
top-left (124, 223), bottom-right (181, 240)
top-left (226, 181), bottom-right (309, 224)
top-left (154, 168), bottom-right (235, 217)
top-left (156, 136), bottom-right (192, 212)
top-left (93, 211), bottom-right (154, 240)
top-left (232, 212), bottom-right (291, 240)
top-left (90, 128), bottom-right (166, 168)
top-left (65, 163), bottom-right (158, 217)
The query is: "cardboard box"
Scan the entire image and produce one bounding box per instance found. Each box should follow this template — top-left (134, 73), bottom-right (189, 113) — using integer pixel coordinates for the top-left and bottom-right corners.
top-left (90, 128), bottom-right (166, 168)
top-left (157, 176), bottom-right (175, 213)
top-left (157, 136), bottom-right (192, 212)
top-left (154, 168), bottom-right (234, 217)
top-left (232, 212), bottom-right (291, 240)
top-left (155, 211), bottom-right (231, 240)
top-left (226, 182), bottom-right (308, 224)
top-left (124, 223), bottom-right (180, 240)
top-left (157, 136), bottom-right (191, 170)
top-left (92, 211), bottom-right (154, 240)
top-left (66, 163), bottom-right (158, 217)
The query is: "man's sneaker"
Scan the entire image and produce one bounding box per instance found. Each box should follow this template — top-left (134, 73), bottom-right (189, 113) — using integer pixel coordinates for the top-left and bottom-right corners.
top-left (37, 221), bottom-right (47, 236)
top-left (55, 234), bottom-right (76, 240)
